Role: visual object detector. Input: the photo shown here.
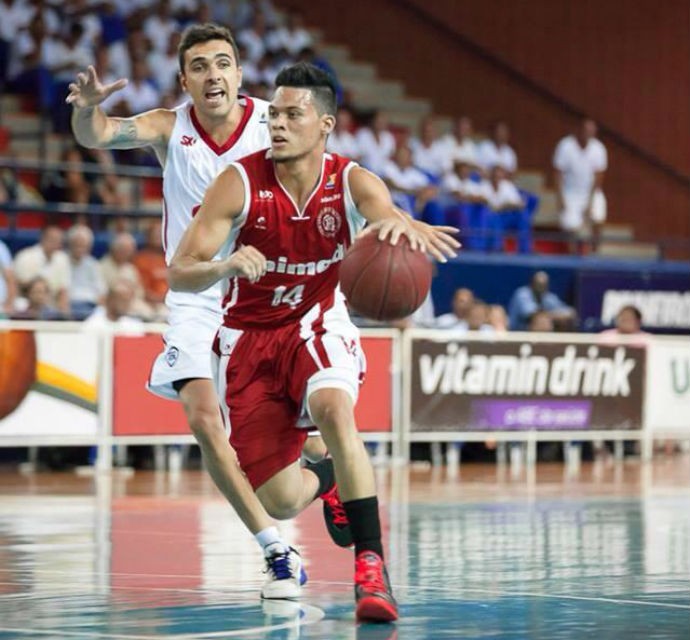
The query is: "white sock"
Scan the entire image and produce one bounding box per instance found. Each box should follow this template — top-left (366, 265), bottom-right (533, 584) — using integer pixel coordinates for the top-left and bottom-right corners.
top-left (256, 527), bottom-right (288, 556)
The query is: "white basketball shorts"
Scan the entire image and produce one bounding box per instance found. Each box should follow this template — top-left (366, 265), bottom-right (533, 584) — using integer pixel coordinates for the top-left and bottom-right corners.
top-left (147, 304), bottom-right (222, 400)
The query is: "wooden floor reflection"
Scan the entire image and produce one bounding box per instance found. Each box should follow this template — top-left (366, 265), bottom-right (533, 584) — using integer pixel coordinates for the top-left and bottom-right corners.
top-left (0, 456), bottom-right (689, 639)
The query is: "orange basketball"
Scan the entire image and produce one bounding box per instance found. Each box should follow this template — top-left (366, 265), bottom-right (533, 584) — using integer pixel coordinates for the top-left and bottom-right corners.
top-left (0, 330), bottom-right (37, 420)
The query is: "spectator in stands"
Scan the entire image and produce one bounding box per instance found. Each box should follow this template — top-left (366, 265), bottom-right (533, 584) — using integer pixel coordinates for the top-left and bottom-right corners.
top-left (410, 116), bottom-right (448, 180)
top-left (133, 220), bottom-right (168, 321)
top-left (441, 115), bottom-right (478, 170)
top-left (484, 164), bottom-right (531, 253)
top-left (237, 10), bottom-right (269, 62)
top-left (65, 0), bottom-right (103, 49)
top-left (13, 225), bottom-right (71, 315)
top-left (0, 237), bottom-right (17, 317)
top-left (42, 147), bottom-right (91, 205)
top-left (355, 109), bottom-right (396, 174)
top-left (83, 278), bottom-right (146, 332)
top-left (433, 287), bottom-right (474, 330)
top-left (0, 0), bottom-right (34, 87)
top-left (467, 301), bottom-right (494, 333)
top-left (148, 30), bottom-right (181, 96)
top-left (144, 0), bottom-right (179, 54)
top-left (67, 223), bottom-right (106, 320)
top-left (105, 59), bottom-right (160, 116)
top-left (11, 275), bottom-right (66, 320)
top-left (266, 8), bottom-right (313, 57)
top-left (99, 231), bottom-right (152, 320)
top-left (508, 271), bottom-right (575, 331)
top-left (441, 155), bottom-right (485, 204)
top-left (379, 144), bottom-right (443, 223)
top-left (488, 304), bottom-right (509, 333)
top-left (599, 305), bottom-right (649, 346)
top-left (553, 118), bottom-right (608, 246)
top-left (294, 46), bottom-right (342, 104)
top-left (327, 105), bottom-right (361, 160)
top-left (528, 310), bottom-right (555, 332)
top-left (477, 120), bottom-right (517, 176)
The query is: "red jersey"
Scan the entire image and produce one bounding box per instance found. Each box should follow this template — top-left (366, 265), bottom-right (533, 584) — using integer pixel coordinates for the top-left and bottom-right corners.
top-left (221, 150), bottom-right (366, 329)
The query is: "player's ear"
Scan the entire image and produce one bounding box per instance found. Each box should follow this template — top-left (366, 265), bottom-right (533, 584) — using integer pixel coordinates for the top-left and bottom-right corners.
top-left (321, 114), bottom-right (335, 136)
top-left (178, 71), bottom-right (187, 93)
top-left (236, 65), bottom-right (243, 88)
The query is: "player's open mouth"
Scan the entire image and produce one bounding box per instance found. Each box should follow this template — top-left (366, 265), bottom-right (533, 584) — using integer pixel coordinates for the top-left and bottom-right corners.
top-left (204, 89), bottom-right (225, 105)
top-left (272, 136), bottom-right (287, 146)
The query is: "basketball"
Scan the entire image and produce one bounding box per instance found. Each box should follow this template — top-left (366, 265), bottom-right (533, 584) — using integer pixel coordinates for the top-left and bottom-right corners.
top-left (0, 331), bottom-right (37, 420)
top-left (339, 233), bottom-right (432, 321)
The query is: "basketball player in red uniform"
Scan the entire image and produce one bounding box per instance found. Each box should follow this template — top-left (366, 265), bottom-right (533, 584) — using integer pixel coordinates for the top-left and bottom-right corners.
top-left (169, 62), bottom-right (458, 622)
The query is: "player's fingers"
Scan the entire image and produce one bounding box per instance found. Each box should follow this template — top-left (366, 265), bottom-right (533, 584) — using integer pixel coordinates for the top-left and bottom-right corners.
top-left (432, 225), bottom-right (460, 235)
top-left (86, 65), bottom-right (97, 83)
top-left (433, 231), bottom-right (461, 248)
top-left (103, 78), bottom-right (128, 96)
top-left (426, 244), bottom-right (448, 263)
top-left (429, 234), bottom-right (459, 257)
top-left (76, 72), bottom-right (88, 86)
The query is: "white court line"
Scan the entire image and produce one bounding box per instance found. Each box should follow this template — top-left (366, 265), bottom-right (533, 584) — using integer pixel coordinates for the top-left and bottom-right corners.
top-left (0, 604), bottom-right (324, 639)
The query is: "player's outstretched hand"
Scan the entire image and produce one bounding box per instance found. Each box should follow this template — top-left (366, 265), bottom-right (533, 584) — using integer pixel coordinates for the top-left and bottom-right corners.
top-left (225, 245), bottom-right (267, 283)
top-left (408, 220), bottom-right (460, 263)
top-left (65, 65), bottom-right (128, 108)
top-left (362, 218), bottom-right (428, 253)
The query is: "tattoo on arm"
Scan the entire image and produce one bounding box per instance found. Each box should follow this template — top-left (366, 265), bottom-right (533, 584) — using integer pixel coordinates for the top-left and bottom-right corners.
top-left (111, 119), bottom-right (138, 145)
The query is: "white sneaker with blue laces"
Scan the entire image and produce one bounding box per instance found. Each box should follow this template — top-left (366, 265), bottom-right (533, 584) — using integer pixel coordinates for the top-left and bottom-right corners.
top-left (261, 544), bottom-right (307, 600)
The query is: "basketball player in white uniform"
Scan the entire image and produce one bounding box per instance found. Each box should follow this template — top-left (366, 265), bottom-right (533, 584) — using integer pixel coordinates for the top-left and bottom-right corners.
top-left (67, 23), bottom-right (325, 599)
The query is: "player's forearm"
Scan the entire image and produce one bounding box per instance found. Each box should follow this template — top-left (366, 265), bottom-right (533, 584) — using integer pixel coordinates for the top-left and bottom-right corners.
top-left (71, 105), bottom-right (111, 148)
top-left (168, 257), bottom-right (228, 293)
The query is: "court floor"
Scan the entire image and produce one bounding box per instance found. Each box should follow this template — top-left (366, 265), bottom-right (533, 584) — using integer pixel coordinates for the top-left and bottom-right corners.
top-left (0, 455), bottom-right (689, 639)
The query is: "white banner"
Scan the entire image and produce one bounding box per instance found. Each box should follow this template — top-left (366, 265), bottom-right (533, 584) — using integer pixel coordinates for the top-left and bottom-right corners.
top-left (645, 339), bottom-right (690, 432)
top-left (0, 330), bottom-right (99, 438)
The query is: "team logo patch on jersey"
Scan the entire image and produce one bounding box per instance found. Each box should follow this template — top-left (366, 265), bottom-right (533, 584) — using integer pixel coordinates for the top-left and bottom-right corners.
top-left (258, 190), bottom-right (274, 199)
top-left (180, 135), bottom-right (196, 147)
top-left (256, 215), bottom-right (267, 229)
top-left (325, 173), bottom-right (337, 189)
top-left (165, 346), bottom-right (180, 367)
top-left (316, 207), bottom-right (342, 238)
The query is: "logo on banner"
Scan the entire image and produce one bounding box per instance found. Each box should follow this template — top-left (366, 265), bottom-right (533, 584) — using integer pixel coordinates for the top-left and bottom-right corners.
top-left (671, 357), bottom-right (690, 395)
top-left (316, 207), bottom-right (342, 238)
top-left (165, 346), bottom-right (180, 367)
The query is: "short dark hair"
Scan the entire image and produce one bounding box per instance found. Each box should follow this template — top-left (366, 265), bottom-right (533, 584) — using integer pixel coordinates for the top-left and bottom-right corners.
top-left (618, 305), bottom-right (643, 323)
top-left (178, 23), bottom-right (240, 73)
top-left (274, 62), bottom-right (337, 115)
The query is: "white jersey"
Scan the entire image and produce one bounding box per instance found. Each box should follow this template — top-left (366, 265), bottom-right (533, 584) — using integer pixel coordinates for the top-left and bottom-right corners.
top-left (162, 96), bottom-right (271, 311)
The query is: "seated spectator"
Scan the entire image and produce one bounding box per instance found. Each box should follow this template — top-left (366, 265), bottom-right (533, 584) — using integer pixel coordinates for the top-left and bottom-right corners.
top-left (441, 156), bottom-right (485, 204)
top-left (508, 271), bottom-right (575, 331)
top-left (380, 145), bottom-right (444, 224)
top-left (599, 305), bottom-right (649, 346)
top-left (466, 301), bottom-right (494, 333)
top-left (0, 237), bottom-right (17, 317)
top-left (0, 1), bottom-right (33, 86)
top-left (13, 225), bottom-right (71, 315)
top-left (148, 31), bottom-right (181, 95)
top-left (132, 220), bottom-right (168, 321)
top-left (433, 287), bottom-right (474, 330)
top-left (484, 164), bottom-right (531, 253)
top-left (477, 120), bottom-right (518, 176)
top-left (355, 110), bottom-right (396, 174)
top-left (488, 304), bottom-right (509, 333)
top-left (42, 147), bottom-right (91, 205)
top-left (441, 116), bottom-right (478, 170)
top-left (266, 9), bottom-right (313, 57)
top-left (67, 224), bottom-right (106, 320)
top-left (410, 116), bottom-right (448, 180)
top-left (100, 232), bottom-right (152, 319)
top-left (11, 276), bottom-right (66, 320)
top-left (83, 279), bottom-right (146, 333)
top-left (237, 10), bottom-right (269, 62)
top-left (105, 59), bottom-right (160, 116)
top-left (327, 105), bottom-right (361, 160)
top-left (144, 0), bottom-right (179, 54)
top-left (528, 310), bottom-right (555, 332)
top-left (553, 118), bottom-right (607, 247)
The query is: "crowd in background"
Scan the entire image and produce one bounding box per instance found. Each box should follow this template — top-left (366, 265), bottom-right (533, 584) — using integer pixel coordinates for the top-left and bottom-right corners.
top-left (0, 0), bottom-right (610, 328)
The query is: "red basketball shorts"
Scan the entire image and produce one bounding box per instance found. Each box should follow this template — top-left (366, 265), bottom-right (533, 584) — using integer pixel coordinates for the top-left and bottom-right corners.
top-left (213, 298), bottom-right (365, 489)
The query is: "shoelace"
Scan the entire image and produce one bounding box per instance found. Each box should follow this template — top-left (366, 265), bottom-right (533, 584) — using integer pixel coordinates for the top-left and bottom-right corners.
top-left (324, 491), bottom-right (349, 526)
top-left (356, 558), bottom-right (387, 593)
top-left (265, 552), bottom-right (294, 580)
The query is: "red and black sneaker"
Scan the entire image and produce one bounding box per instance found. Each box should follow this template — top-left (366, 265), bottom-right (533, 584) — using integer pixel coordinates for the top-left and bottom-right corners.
top-left (321, 485), bottom-right (353, 548)
top-left (354, 551), bottom-right (399, 622)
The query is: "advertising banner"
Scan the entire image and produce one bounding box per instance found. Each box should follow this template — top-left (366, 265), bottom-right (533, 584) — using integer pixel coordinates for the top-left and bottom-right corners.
top-left (113, 334), bottom-right (394, 436)
top-left (645, 340), bottom-right (690, 432)
top-left (0, 330), bottom-right (99, 438)
top-left (576, 272), bottom-right (690, 331)
top-left (410, 339), bottom-right (645, 432)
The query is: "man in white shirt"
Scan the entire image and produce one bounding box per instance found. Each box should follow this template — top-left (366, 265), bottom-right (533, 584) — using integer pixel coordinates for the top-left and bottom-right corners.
top-left (484, 164), bottom-right (530, 253)
top-left (409, 116), bottom-right (448, 179)
top-left (553, 118), bottom-right (607, 241)
top-left (477, 120), bottom-right (517, 175)
top-left (326, 105), bottom-right (361, 160)
top-left (67, 224), bottom-right (106, 319)
top-left (433, 287), bottom-right (475, 331)
top-left (13, 225), bottom-right (71, 314)
top-left (355, 110), bottom-right (396, 174)
top-left (440, 115), bottom-right (478, 171)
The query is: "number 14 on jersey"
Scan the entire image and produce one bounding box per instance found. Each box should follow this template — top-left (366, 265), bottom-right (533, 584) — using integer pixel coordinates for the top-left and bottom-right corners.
top-left (271, 285), bottom-right (305, 308)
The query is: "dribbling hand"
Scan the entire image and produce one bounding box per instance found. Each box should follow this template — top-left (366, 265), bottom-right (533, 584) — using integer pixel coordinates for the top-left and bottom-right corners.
top-left (65, 65), bottom-right (128, 108)
top-left (225, 245), bottom-right (267, 283)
